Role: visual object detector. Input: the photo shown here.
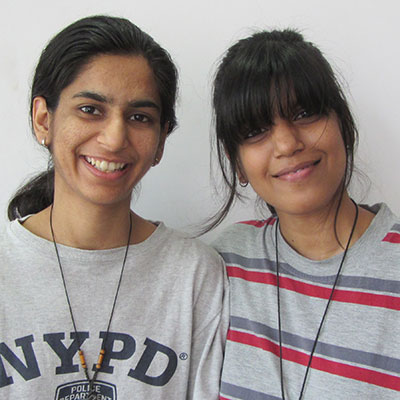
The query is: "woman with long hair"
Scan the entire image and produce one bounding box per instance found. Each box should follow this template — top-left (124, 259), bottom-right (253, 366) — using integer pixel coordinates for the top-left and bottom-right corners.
top-left (0, 15), bottom-right (228, 399)
top-left (212, 29), bottom-right (400, 399)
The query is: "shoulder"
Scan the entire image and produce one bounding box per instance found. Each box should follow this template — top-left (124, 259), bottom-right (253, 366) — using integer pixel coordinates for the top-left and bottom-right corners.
top-left (361, 203), bottom-right (400, 245)
top-left (0, 221), bottom-right (10, 254)
top-left (211, 216), bottom-right (277, 258)
top-left (0, 219), bottom-right (46, 279)
top-left (152, 224), bottom-right (228, 309)
top-left (212, 217), bottom-right (276, 265)
top-left (149, 223), bottom-right (226, 272)
top-left (376, 204), bottom-right (400, 244)
top-left (0, 219), bottom-right (27, 252)
top-left (161, 224), bottom-right (221, 255)
top-left (350, 203), bottom-right (400, 280)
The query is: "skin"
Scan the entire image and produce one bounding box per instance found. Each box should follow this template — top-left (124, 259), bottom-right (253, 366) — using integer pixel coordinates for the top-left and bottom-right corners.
top-left (24, 54), bottom-right (168, 249)
top-left (238, 111), bottom-right (374, 260)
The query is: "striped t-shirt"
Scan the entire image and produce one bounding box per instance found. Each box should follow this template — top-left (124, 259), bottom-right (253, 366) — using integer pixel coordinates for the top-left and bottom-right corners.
top-left (214, 203), bottom-right (400, 399)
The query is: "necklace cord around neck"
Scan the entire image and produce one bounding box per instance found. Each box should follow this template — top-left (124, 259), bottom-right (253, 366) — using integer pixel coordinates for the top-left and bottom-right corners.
top-left (275, 230), bottom-right (285, 395)
top-left (49, 205), bottom-right (132, 388)
top-left (274, 199), bottom-right (359, 400)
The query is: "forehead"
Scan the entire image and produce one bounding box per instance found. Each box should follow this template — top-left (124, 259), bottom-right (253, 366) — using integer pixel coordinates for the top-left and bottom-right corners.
top-left (61, 54), bottom-right (160, 105)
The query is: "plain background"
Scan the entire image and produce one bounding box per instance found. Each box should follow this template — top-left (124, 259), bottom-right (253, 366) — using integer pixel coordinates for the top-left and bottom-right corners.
top-left (0, 0), bottom-right (398, 242)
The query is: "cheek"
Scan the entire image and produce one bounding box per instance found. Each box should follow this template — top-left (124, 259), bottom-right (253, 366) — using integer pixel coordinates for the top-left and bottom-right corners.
top-left (327, 133), bottom-right (347, 171)
top-left (141, 128), bottom-right (163, 149)
top-left (239, 146), bottom-right (271, 180)
top-left (48, 122), bottom-right (89, 176)
top-left (50, 130), bottom-right (78, 166)
top-left (49, 114), bottom-right (81, 144)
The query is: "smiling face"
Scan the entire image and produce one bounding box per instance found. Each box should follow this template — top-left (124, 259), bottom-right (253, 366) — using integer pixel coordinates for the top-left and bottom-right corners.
top-left (33, 54), bottom-right (167, 210)
top-left (237, 111), bottom-right (347, 218)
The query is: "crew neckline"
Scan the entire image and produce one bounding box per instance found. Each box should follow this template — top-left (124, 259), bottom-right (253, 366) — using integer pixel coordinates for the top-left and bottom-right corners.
top-left (8, 216), bottom-right (167, 262)
top-left (271, 203), bottom-right (388, 277)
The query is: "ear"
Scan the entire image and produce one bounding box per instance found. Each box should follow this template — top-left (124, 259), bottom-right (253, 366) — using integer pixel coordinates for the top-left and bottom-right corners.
top-left (224, 145), bottom-right (248, 184)
top-left (237, 168), bottom-right (248, 185)
top-left (32, 97), bottom-right (51, 146)
top-left (236, 159), bottom-right (248, 185)
top-left (153, 122), bottom-right (169, 166)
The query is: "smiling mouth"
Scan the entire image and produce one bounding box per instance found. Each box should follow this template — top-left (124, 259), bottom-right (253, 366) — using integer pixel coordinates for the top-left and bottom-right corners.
top-left (84, 156), bottom-right (128, 173)
top-left (273, 159), bottom-right (320, 178)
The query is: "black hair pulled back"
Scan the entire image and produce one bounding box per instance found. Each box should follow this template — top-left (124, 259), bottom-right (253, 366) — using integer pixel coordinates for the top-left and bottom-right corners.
top-left (8, 15), bottom-right (178, 220)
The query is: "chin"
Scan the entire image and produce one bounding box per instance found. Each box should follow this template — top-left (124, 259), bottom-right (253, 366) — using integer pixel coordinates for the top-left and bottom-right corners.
top-left (81, 191), bottom-right (133, 208)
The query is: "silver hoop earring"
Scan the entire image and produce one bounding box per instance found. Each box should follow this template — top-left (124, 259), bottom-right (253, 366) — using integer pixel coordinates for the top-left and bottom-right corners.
top-left (239, 181), bottom-right (249, 188)
top-left (41, 138), bottom-right (47, 147)
top-left (152, 157), bottom-right (159, 167)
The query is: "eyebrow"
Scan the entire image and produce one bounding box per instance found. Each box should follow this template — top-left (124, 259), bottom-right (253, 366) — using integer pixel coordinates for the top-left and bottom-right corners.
top-left (72, 91), bottom-right (160, 111)
top-left (73, 91), bottom-right (108, 103)
top-left (128, 100), bottom-right (160, 111)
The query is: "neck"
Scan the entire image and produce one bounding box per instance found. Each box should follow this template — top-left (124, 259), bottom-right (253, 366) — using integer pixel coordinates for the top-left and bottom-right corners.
top-left (277, 192), bottom-right (373, 260)
top-left (49, 199), bottom-right (132, 249)
top-left (22, 192), bottom-right (157, 250)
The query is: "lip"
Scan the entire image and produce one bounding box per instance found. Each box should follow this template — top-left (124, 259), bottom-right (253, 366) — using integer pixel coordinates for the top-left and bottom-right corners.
top-left (83, 155), bottom-right (130, 164)
top-left (81, 155), bottom-right (130, 180)
top-left (273, 159), bottom-right (321, 180)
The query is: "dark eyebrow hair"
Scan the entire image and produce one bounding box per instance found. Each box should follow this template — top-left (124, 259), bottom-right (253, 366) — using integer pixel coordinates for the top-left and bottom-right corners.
top-left (128, 100), bottom-right (160, 111)
top-left (72, 91), bottom-right (160, 112)
top-left (72, 91), bottom-right (109, 103)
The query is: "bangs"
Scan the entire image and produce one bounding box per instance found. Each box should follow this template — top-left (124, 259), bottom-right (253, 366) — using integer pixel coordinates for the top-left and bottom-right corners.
top-left (210, 29), bottom-right (357, 229)
top-left (214, 34), bottom-right (339, 146)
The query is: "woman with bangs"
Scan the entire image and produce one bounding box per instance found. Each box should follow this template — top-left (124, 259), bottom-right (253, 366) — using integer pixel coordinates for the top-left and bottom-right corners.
top-left (211, 30), bottom-right (400, 399)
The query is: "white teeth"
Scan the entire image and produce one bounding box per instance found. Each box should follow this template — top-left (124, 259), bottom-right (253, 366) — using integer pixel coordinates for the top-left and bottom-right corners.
top-left (288, 168), bottom-right (302, 175)
top-left (99, 160), bottom-right (107, 171)
top-left (85, 157), bottom-right (126, 173)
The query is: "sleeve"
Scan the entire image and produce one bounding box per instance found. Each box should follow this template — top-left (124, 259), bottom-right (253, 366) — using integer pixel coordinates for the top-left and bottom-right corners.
top-left (188, 256), bottom-right (229, 399)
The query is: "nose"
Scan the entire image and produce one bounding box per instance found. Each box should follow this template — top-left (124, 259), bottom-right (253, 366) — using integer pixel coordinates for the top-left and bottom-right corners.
top-left (272, 119), bottom-right (304, 157)
top-left (97, 114), bottom-right (128, 151)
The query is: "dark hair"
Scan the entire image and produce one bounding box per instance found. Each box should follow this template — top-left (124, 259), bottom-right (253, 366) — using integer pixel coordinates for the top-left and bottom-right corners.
top-left (8, 15), bottom-right (178, 220)
top-left (211, 29), bottom-right (357, 228)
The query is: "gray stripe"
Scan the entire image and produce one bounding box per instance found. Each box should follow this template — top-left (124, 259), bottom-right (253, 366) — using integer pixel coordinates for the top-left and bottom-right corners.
top-left (221, 252), bottom-right (400, 295)
top-left (221, 381), bottom-right (280, 400)
top-left (231, 316), bottom-right (400, 374)
top-left (390, 223), bottom-right (400, 233)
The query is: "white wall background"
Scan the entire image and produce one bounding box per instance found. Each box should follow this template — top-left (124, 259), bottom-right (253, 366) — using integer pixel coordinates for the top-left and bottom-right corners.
top-left (0, 0), bottom-right (398, 242)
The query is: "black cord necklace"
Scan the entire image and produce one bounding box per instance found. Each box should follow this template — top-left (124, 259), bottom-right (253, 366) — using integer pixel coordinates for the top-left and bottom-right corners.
top-left (275, 199), bottom-right (359, 400)
top-left (49, 205), bottom-right (132, 398)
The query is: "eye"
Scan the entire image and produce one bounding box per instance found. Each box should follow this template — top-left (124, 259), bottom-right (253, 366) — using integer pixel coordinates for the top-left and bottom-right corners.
top-left (130, 113), bottom-right (151, 123)
top-left (293, 109), bottom-right (320, 124)
top-left (243, 126), bottom-right (270, 142)
top-left (293, 109), bottom-right (312, 120)
top-left (79, 105), bottom-right (101, 115)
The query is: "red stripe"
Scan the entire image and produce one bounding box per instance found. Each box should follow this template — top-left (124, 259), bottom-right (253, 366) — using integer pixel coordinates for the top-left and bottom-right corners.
top-left (239, 217), bottom-right (276, 228)
top-left (227, 265), bottom-right (277, 285)
top-left (227, 327), bottom-right (281, 357)
top-left (383, 232), bottom-right (400, 244)
top-left (226, 266), bottom-right (400, 310)
top-left (219, 397), bottom-right (230, 400)
top-left (228, 329), bottom-right (400, 391)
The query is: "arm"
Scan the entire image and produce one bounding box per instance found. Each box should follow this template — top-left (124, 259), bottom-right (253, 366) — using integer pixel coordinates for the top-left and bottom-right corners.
top-left (188, 257), bottom-right (229, 399)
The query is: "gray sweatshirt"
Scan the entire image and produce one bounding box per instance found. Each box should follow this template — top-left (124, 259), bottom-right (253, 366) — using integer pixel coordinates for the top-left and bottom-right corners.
top-left (0, 219), bottom-right (229, 399)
